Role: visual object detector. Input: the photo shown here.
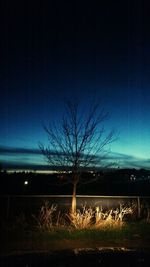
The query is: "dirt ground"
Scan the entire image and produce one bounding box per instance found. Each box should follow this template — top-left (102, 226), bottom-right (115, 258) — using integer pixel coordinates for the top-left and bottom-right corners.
top-left (1, 238), bottom-right (150, 256)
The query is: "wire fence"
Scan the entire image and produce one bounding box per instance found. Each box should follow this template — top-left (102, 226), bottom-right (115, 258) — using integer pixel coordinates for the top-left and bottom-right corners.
top-left (0, 195), bottom-right (150, 220)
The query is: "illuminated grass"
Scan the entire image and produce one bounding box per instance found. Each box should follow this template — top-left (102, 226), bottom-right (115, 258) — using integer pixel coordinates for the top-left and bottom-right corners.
top-left (2, 222), bottom-right (150, 241)
top-left (1, 203), bottom-right (150, 253)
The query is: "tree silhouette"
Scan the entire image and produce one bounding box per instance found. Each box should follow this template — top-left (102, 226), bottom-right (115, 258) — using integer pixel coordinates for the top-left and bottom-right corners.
top-left (40, 100), bottom-right (116, 213)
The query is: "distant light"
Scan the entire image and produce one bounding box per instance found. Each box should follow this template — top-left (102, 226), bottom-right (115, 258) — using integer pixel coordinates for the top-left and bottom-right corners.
top-left (24, 180), bottom-right (28, 185)
top-left (130, 174), bottom-right (136, 181)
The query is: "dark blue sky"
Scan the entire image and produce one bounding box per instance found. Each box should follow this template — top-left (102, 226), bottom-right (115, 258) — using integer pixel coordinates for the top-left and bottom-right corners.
top-left (1, 0), bottom-right (150, 170)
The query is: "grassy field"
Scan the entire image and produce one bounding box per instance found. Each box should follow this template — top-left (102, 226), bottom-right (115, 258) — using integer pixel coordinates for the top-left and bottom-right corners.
top-left (1, 221), bottom-right (150, 255)
top-left (1, 201), bottom-right (150, 255)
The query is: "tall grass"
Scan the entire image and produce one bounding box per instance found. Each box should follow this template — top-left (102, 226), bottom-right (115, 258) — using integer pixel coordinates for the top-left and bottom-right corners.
top-left (8, 201), bottom-right (148, 232)
top-left (67, 206), bottom-right (94, 229)
top-left (95, 205), bottom-right (133, 229)
top-left (32, 201), bottom-right (57, 231)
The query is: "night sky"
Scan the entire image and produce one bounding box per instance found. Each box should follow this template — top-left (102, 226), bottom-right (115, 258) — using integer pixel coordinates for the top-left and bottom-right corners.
top-left (1, 0), bottom-right (150, 170)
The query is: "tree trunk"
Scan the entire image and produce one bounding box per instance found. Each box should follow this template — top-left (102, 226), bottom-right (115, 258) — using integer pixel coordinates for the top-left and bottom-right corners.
top-left (71, 181), bottom-right (77, 214)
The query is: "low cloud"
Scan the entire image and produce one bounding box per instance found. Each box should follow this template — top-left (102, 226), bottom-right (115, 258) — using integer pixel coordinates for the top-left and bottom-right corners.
top-left (0, 145), bottom-right (41, 155)
top-left (0, 145), bottom-right (150, 170)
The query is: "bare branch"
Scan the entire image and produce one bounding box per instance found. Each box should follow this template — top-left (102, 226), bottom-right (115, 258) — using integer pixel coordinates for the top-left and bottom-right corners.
top-left (40, 100), bottom-right (116, 179)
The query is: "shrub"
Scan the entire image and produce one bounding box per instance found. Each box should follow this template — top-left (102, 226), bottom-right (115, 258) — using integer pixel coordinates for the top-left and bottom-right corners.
top-left (95, 205), bottom-right (133, 228)
top-left (33, 201), bottom-right (57, 231)
top-left (32, 202), bottom-right (133, 231)
top-left (68, 205), bottom-right (94, 229)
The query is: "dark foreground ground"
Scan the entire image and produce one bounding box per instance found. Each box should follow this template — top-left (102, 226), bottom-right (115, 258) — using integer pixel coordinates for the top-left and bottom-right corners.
top-left (1, 248), bottom-right (150, 267)
top-left (1, 222), bottom-right (150, 266)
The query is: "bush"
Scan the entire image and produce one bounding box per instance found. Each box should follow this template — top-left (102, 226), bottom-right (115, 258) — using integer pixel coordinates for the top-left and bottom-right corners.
top-left (68, 205), bottom-right (94, 229)
top-left (95, 205), bottom-right (133, 228)
top-left (67, 204), bottom-right (133, 230)
top-left (30, 202), bottom-right (134, 231)
top-left (32, 201), bottom-right (57, 231)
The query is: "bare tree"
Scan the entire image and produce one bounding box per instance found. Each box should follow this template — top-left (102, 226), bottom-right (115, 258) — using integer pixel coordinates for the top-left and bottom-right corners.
top-left (39, 100), bottom-right (115, 213)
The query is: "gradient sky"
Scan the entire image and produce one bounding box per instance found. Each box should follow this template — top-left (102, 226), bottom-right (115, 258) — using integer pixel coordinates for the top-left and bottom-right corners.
top-left (1, 0), bottom-right (150, 170)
